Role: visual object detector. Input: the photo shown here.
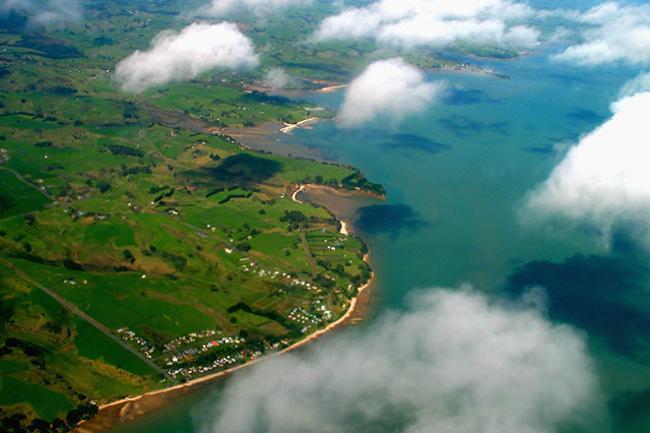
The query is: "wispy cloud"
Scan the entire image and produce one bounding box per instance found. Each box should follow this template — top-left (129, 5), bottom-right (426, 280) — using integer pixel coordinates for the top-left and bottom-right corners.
top-left (115, 22), bottom-right (259, 93)
top-left (314, 0), bottom-right (539, 50)
top-left (201, 0), bottom-right (312, 17)
top-left (262, 67), bottom-right (295, 89)
top-left (200, 288), bottom-right (601, 433)
top-left (554, 2), bottom-right (650, 66)
top-left (338, 58), bottom-right (445, 128)
top-left (1, 0), bottom-right (82, 27)
top-left (523, 86), bottom-right (650, 248)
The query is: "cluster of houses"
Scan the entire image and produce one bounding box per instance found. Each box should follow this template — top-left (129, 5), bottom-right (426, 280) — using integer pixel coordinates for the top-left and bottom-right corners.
top-left (239, 258), bottom-right (320, 292)
top-left (116, 326), bottom-right (254, 378)
top-left (163, 334), bottom-right (246, 367)
top-left (116, 328), bottom-right (156, 359)
top-left (312, 299), bottom-right (334, 321)
top-left (63, 277), bottom-right (88, 286)
top-left (110, 241), bottom-right (351, 379)
top-left (290, 278), bottom-right (319, 291)
top-left (163, 329), bottom-right (219, 351)
top-left (167, 350), bottom-right (264, 380)
top-left (0, 148), bottom-right (8, 165)
top-left (287, 305), bottom-right (330, 330)
top-left (310, 235), bottom-right (345, 252)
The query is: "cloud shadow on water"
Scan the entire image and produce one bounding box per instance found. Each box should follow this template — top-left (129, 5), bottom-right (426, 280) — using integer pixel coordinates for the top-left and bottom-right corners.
top-left (522, 144), bottom-right (556, 156)
top-left (438, 114), bottom-right (509, 136)
top-left (504, 253), bottom-right (650, 365)
top-left (355, 204), bottom-right (426, 238)
top-left (609, 388), bottom-right (650, 433)
top-left (567, 109), bottom-right (605, 124)
top-left (442, 87), bottom-right (498, 106)
top-left (383, 133), bottom-right (451, 154)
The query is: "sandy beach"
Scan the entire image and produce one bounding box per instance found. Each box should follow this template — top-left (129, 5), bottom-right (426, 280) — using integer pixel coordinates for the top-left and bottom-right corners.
top-left (280, 117), bottom-right (320, 134)
top-left (317, 84), bottom-right (348, 93)
top-left (339, 220), bottom-right (349, 236)
top-left (291, 184), bottom-right (305, 203)
top-left (73, 187), bottom-right (377, 433)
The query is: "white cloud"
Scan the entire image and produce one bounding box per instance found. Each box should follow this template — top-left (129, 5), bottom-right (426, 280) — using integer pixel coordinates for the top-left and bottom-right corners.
top-left (314, 0), bottom-right (539, 50)
top-left (1, 0), bottom-right (82, 27)
top-left (115, 22), bottom-right (259, 93)
top-left (524, 90), bottom-right (650, 248)
top-left (262, 67), bottom-right (294, 89)
top-left (200, 288), bottom-right (601, 433)
top-left (202, 0), bottom-right (312, 17)
top-left (338, 58), bottom-right (445, 128)
top-left (554, 2), bottom-right (650, 66)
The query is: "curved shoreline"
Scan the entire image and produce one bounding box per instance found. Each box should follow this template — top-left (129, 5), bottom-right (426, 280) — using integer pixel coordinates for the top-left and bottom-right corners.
top-left (73, 196), bottom-right (376, 433)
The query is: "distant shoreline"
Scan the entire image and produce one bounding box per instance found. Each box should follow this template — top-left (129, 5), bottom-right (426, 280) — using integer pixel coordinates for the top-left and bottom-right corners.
top-left (73, 188), bottom-right (377, 433)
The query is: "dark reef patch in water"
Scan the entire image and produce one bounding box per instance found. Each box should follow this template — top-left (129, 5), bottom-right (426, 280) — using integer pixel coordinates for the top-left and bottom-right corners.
top-left (438, 115), bottom-right (509, 136)
top-left (504, 254), bottom-right (650, 364)
top-left (355, 204), bottom-right (426, 238)
top-left (383, 134), bottom-right (451, 154)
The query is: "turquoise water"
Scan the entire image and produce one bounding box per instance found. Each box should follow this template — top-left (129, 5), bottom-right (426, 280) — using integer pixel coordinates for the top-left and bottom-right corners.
top-left (109, 49), bottom-right (650, 432)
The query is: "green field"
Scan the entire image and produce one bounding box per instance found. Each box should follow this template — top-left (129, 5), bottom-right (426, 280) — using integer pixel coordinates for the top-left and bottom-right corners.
top-left (0, 1), bottom-right (382, 431)
top-left (0, 376), bottom-right (72, 421)
top-left (0, 170), bottom-right (51, 219)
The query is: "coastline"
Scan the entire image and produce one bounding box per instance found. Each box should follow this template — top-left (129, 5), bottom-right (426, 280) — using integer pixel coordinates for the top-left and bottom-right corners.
top-left (280, 117), bottom-right (320, 134)
top-left (316, 84), bottom-right (348, 93)
top-left (73, 190), bottom-right (376, 433)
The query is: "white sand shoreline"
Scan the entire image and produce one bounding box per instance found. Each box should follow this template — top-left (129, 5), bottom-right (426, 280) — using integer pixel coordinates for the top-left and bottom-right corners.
top-left (280, 117), bottom-right (320, 134)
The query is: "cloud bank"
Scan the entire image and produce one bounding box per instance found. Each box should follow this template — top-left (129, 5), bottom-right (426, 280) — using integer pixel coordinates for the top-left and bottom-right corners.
top-left (200, 288), bottom-right (600, 433)
top-left (203, 0), bottom-right (312, 17)
top-left (1, 0), bottom-right (82, 27)
top-left (115, 23), bottom-right (259, 93)
top-left (338, 58), bottom-right (445, 128)
top-left (314, 0), bottom-right (539, 50)
top-left (524, 89), bottom-right (650, 248)
top-left (554, 2), bottom-right (650, 66)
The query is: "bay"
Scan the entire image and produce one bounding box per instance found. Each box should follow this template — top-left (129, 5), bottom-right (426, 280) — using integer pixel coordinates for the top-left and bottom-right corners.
top-left (108, 47), bottom-right (650, 433)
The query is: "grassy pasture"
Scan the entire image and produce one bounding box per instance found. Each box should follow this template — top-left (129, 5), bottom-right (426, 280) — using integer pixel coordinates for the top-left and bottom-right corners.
top-left (0, 1), bottom-right (380, 429)
top-left (0, 170), bottom-right (51, 219)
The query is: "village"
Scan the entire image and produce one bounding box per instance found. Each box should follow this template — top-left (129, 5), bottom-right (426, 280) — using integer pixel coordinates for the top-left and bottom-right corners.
top-left (114, 297), bottom-right (334, 381)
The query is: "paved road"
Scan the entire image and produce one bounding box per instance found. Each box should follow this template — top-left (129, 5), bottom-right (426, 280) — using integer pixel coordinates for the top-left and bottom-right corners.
top-left (300, 229), bottom-right (318, 278)
top-left (0, 166), bottom-right (54, 200)
top-left (0, 257), bottom-right (167, 377)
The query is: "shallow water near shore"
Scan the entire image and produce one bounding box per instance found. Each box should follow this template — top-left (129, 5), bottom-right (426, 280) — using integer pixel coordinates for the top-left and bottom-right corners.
top-left (106, 49), bottom-right (650, 433)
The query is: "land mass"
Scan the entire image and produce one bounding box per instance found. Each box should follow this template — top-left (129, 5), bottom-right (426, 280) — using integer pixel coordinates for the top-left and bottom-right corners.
top-left (0, 15), bottom-right (384, 433)
top-left (0, 1), bottom-right (514, 432)
top-left (72, 187), bottom-right (376, 433)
